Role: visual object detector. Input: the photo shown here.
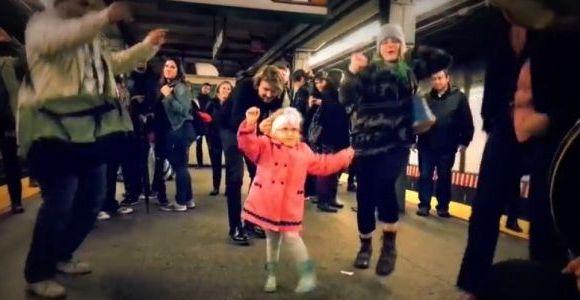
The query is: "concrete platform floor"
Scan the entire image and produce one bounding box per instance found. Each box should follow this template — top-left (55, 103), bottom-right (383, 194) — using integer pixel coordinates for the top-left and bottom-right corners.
top-left (0, 168), bottom-right (528, 300)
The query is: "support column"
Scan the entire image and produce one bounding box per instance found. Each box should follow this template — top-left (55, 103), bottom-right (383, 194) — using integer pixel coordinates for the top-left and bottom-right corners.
top-left (379, 0), bottom-right (416, 47)
top-left (292, 50), bottom-right (312, 72)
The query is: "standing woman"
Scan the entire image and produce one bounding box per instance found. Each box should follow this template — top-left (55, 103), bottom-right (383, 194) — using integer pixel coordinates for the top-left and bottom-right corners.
top-left (205, 81), bottom-right (233, 196)
top-left (157, 57), bottom-right (196, 212)
top-left (307, 70), bottom-right (350, 213)
top-left (341, 24), bottom-right (450, 276)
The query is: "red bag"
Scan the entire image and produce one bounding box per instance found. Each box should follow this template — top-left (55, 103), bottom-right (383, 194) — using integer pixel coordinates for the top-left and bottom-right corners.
top-left (197, 111), bottom-right (213, 123)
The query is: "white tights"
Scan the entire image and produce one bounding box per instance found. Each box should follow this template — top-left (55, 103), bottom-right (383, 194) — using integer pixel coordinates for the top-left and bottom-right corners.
top-left (266, 230), bottom-right (309, 264)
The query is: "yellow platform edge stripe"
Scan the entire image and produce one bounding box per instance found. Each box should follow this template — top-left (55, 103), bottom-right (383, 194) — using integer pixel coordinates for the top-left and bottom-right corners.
top-left (1, 177), bottom-right (530, 240)
top-left (0, 177), bottom-right (40, 216)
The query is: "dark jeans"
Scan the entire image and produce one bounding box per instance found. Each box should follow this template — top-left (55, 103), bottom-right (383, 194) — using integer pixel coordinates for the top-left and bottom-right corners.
top-left (418, 148), bottom-right (455, 212)
top-left (0, 133), bottom-right (22, 207)
top-left (244, 156), bottom-right (256, 184)
top-left (152, 131), bottom-right (168, 203)
top-left (166, 122), bottom-right (195, 205)
top-left (207, 132), bottom-right (223, 191)
top-left (305, 175), bottom-right (316, 197)
top-left (347, 164), bottom-right (356, 187)
top-left (195, 135), bottom-right (205, 167)
top-left (103, 134), bottom-right (140, 212)
top-left (221, 129), bottom-right (244, 234)
top-left (457, 114), bottom-right (536, 293)
top-left (24, 142), bottom-right (106, 283)
top-left (316, 173), bottom-right (339, 206)
top-left (355, 148), bottom-right (407, 234)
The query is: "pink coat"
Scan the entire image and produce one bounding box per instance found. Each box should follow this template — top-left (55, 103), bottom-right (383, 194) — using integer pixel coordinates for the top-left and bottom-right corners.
top-left (238, 121), bottom-right (354, 232)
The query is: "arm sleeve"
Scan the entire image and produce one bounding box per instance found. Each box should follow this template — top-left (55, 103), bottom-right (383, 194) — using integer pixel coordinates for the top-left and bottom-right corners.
top-left (339, 70), bottom-right (357, 116)
top-left (457, 94), bottom-right (475, 147)
top-left (26, 9), bottom-right (110, 57)
top-left (307, 146), bottom-right (353, 176)
top-left (237, 120), bottom-right (269, 163)
top-left (164, 83), bottom-right (192, 118)
top-left (228, 81), bottom-right (252, 132)
top-left (109, 39), bottom-right (159, 75)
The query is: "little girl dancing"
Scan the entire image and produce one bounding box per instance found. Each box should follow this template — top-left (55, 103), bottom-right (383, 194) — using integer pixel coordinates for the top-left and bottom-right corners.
top-left (237, 106), bottom-right (354, 293)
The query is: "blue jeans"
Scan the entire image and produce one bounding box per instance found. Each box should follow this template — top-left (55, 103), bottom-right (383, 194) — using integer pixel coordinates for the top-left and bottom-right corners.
top-left (166, 121), bottom-right (195, 205)
top-left (418, 148), bottom-right (455, 212)
top-left (24, 142), bottom-right (106, 283)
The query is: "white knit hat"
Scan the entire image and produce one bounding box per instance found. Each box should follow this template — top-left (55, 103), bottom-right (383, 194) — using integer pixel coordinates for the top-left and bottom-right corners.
top-left (376, 23), bottom-right (406, 50)
top-left (271, 107), bottom-right (303, 134)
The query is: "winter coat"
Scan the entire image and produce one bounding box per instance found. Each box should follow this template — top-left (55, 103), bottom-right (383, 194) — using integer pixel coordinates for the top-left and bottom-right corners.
top-left (238, 120), bottom-right (353, 232)
top-left (205, 97), bottom-right (224, 139)
top-left (161, 81), bottom-right (193, 131)
top-left (307, 88), bottom-right (350, 152)
top-left (339, 60), bottom-right (416, 156)
top-left (17, 7), bottom-right (158, 157)
top-left (417, 86), bottom-right (474, 152)
top-left (340, 47), bottom-right (452, 157)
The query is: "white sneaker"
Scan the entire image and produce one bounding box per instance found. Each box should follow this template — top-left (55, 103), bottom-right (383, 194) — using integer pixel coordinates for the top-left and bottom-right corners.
top-left (97, 211), bottom-right (111, 221)
top-left (160, 203), bottom-right (187, 212)
top-left (186, 200), bottom-right (196, 209)
top-left (117, 207), bottom-right (134, 215)
top-left (173, 203), bottom-right (188, 212)
top-left (26, 280), bottom-right (66, 298)
top-left (56, 260), bottom-right (91, 275)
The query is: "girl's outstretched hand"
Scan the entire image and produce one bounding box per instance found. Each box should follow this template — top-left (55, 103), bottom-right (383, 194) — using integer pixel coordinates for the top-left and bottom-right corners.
top-left (245, 107), bottom-right (260, 126)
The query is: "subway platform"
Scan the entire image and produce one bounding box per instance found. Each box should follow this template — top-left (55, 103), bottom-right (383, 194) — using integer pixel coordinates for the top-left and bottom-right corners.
top-left (0, 168), bottom-right (527, 300)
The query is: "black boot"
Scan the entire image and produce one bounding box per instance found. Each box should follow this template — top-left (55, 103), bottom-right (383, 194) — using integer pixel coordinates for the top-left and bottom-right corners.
top-left (317, 202), bottom-right (338, 213)
top-left (376, 232), bottom-right (397, 276)
top-left (230, 227), bottom-right (250, 246)
top-left (353, 237), bottom-right (372, 269)
top-left (329, 199), bottom-right (344, 209)
top-left (209, 189), bottom-right (219, 196)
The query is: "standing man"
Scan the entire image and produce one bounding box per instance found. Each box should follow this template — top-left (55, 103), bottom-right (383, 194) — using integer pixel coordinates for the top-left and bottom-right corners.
top-left (0, 27), bottom-right (25, 214)
top-left (20, 1), bottom-right (165, 297)
top-left (416, 69), bottom-right (474, 218)
top-left (220, 65), bottom-right (284, 245)
top-left (193, 82), bottom-right (212, 168)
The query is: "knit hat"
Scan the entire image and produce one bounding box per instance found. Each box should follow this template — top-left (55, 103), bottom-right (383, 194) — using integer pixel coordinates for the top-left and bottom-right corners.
top-left (376, 23), bottom-right (406, 52)
top-left (271, 107), bottom-right (302, 134)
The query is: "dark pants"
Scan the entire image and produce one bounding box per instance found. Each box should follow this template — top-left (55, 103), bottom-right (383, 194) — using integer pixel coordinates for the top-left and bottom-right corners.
top-left (528, 137), bottom-right (569, 265)
top-left (347, 164), bottom-right (356, 187)
top-left (316, 173), bottom-right (339, 206)
top-left (195, 135), bottom-right (205, 167)
top-left (305, 175), bottom-right (316, 197)
top-left (457, 115), bottom-right (535, 293)
top-left (167, 122), bottom-right (195, 205)
top-left (103, 134), bottom-right (140, 212)
top-left (355, 149), bottom-right (407, 234)
top-left (395, 151), bottom-right (410, 212)
top-left (0, 133), bottom-right (22, 207)
top-left (221, 129), bottom-right (244, 234)
top-left (152, 131), bottom-right (168, 203)
top-left (244, 156), bottom-right (256, 183)
top-left (418, 148), bottom-right (455, 212)
top-left (24, 142), bottom-right (106, 283)
top-left (135, 134), bottom-right (152, 197)
top-left (476, 259), bottom-right (579, 300)
top-left (207, 132), bottom-right (223, 191)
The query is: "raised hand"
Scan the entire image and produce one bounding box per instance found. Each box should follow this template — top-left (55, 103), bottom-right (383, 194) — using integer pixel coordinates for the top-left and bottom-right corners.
top-left (349, 52), bottom-right (369, 74)
top-left (107, 2), bottom-right (133, 24)
top-left (146, 29), bottom-right (168, 46)
top-left (246, 106), bottom-right (260, 126)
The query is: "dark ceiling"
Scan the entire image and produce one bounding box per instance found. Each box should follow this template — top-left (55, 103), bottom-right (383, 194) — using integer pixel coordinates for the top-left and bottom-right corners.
top-left (1, 0), bottom-right (490, 77)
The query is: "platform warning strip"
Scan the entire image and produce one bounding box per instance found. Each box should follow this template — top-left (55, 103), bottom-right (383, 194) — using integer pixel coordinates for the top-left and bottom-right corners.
top-left (0, 177), bottom-right (40, 215)
top-left (2, 175), bottom-right (529, 240)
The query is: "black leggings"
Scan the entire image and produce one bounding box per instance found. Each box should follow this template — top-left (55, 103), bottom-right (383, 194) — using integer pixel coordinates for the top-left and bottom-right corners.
top-left (355, 149), bottom-right (407, 235)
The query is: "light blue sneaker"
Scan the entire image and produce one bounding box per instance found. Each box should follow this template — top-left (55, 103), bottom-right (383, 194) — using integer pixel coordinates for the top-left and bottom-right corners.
top-left (264, 262), bottom-right (277, 293)
top-left (295, 260), bottom-right (317, 293)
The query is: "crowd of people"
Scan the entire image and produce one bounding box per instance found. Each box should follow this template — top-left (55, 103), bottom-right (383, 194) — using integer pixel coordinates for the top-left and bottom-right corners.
top-left (0, 0), bottom-right (579, 299)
